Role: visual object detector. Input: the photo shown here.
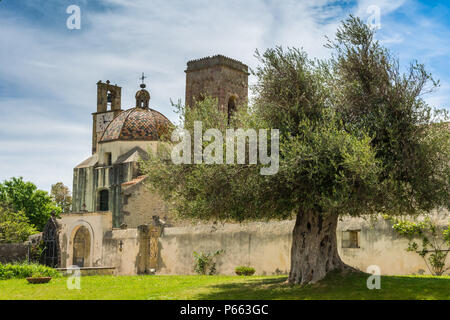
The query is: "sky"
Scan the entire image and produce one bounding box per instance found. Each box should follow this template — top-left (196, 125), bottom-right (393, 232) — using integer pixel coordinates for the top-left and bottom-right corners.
top-left (0, 0), bottom-right (449, 192)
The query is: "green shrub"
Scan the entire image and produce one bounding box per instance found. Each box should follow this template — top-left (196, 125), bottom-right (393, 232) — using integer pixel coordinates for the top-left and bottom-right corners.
top-left (193, 250), bottom-right (224, 275)
top-left (235, 266), bottom-right (256, 276)
top-left (0, 262), bottom-right (60, 280)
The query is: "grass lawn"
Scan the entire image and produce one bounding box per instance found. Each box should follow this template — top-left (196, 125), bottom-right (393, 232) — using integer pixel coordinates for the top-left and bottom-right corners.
top-left (0, 271), bottom-right (449, 300)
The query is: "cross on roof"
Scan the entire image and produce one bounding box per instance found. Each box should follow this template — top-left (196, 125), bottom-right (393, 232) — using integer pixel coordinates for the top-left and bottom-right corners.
top-left (140, 72), bottom-right (147, 85)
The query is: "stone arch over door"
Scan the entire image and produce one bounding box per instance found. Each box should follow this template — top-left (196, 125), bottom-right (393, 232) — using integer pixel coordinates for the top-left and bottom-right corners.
top-left (72, 226), bottom-right (91, 267)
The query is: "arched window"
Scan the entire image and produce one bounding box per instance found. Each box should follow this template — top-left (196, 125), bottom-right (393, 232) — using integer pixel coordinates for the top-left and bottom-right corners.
top-left (227, 96), bottom-right (237, 124)
top-left (98, 189), bottom-right (109, 211)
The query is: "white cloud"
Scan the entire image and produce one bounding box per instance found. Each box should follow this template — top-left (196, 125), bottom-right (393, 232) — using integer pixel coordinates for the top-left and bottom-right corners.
top-left (0, 0), bottom-right (448, 192)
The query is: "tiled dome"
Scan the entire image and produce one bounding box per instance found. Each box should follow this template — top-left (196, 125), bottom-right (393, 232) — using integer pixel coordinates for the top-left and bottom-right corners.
top-left (100, 107), bottom-right (172, 142)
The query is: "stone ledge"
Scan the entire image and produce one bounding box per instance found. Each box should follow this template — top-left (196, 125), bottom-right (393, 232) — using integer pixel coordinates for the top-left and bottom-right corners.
top-left (186, 55), bottom-right (248, 74)
top-left (57, 266), bottom-right (116, 276)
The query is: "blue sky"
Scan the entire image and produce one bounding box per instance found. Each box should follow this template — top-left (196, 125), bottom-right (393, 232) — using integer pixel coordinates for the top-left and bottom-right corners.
top-left (0, 0), bottom-right (449, 192)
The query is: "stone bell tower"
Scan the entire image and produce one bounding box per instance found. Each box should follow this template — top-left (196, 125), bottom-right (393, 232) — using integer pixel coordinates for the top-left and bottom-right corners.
top-left (185, 55), bottom-right (249, 121)
top-left (92, 80), bottom-right (122, 154)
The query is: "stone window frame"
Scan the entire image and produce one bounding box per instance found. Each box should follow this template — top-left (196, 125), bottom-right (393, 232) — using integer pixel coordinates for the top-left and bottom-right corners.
top-left (341, 230), bottom-right (361, 248)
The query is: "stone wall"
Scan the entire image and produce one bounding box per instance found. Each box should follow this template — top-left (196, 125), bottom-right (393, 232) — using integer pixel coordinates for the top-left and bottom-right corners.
top-left (158, 221), bottom-right (293, 275)
top-left (158, 215), bottom-right (449, 276)
top-left (58, 212), bottom-right (160, 275)
top-left (101, 228), bottom-right (140, 275)
top-left (337, 213), bottom-right (449, 275)
top-left (58, 211), bottom-right (449, 276)
top-left (0, 243), bottom-right (29, 264)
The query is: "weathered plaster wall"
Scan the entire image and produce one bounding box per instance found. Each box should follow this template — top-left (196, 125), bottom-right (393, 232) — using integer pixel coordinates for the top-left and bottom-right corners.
top-left (101, 228), bottom-right (140, 275)
top-left (337, 213), bottom-right (449, 275)
top-left (58, 212), bottom-right (449, 276)
top-left (158, 221), bottom-right (293, 276)
top-left (158, 215), bottom-right (449, 276)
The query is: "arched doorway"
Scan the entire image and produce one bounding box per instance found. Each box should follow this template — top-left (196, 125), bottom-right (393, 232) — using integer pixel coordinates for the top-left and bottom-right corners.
top-left (72, 226), bottom-right (91, 267)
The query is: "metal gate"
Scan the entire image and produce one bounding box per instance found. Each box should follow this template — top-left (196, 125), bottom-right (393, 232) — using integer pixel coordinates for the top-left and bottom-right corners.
top-left (40, 239), bottom-right (59, 268)
top-left (38, 216), bottom-right (60, 268)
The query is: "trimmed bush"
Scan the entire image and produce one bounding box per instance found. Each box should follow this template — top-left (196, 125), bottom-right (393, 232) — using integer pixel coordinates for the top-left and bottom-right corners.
top-left (235, 266), bottom-right (256, 276)
top-left (0, 262), bottom-right (60, 280)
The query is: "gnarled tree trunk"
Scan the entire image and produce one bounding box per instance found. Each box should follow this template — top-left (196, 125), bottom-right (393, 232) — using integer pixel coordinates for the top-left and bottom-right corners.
top-left (288, 209), bottom-right (350, 285)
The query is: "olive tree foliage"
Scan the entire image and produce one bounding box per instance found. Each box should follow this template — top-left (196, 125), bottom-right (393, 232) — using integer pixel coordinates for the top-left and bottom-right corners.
top-left (141, 16), bottom-right (449, 284)
top-left (325, 16), bottom-right (450, 215)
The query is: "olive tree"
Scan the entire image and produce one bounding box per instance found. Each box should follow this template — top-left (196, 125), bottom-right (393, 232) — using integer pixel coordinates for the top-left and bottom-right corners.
top-left (142, 16), bottom-right (449, 284)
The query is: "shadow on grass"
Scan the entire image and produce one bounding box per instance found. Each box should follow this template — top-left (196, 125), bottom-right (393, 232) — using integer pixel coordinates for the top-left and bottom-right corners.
top-left (194, 271), bottom-right (450, 300)
top-left (195, 276), bottom-right (290, 300)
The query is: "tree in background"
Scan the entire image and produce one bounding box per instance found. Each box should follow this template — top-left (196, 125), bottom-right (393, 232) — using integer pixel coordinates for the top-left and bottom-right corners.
top-left (50, 182), bottom-right (72, 213)
top-left (0, 205), bottom-right (38, 243)
top-left (0, 177), bottom-right (61, 231)
top-left (142, 16), bottom-right (449, 284)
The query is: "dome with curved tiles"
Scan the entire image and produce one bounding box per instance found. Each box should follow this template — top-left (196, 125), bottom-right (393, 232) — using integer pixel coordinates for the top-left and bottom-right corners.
top-left (99, 107), bottom-right (172, 142)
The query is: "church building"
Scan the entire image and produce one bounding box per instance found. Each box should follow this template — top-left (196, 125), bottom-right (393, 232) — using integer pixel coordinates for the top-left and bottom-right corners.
top-left (51, 55), bottom-right (448, 277)
top-left (56, 55), bottom-right (252, 274)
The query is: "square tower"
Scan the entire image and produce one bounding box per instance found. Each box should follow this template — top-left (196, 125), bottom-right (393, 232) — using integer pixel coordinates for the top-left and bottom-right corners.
top-left (92, 80), bottom-right (122, 154)
top-left (185, 55), bottom-right (249, 117)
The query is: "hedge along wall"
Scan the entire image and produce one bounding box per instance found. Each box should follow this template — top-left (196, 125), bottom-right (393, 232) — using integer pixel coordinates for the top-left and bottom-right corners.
top-left (0, 243), bottom-right (29, 264)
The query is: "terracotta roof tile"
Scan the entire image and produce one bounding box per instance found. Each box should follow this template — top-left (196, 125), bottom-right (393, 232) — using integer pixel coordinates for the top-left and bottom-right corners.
top-left (100, 107), bottom-right (172, 142)
top-left (121, 175), bottom-right (147, 187)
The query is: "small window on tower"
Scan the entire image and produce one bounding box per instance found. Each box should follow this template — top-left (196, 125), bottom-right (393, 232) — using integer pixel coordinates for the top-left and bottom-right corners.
top-left (342, 230), bottom-right (360, 248)
top-left (105, 152), bottom-right (112, 166)
top-left (107, 91), bottom-right (112, 110)
top-left (227, 95), bottom-right (237, 124)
